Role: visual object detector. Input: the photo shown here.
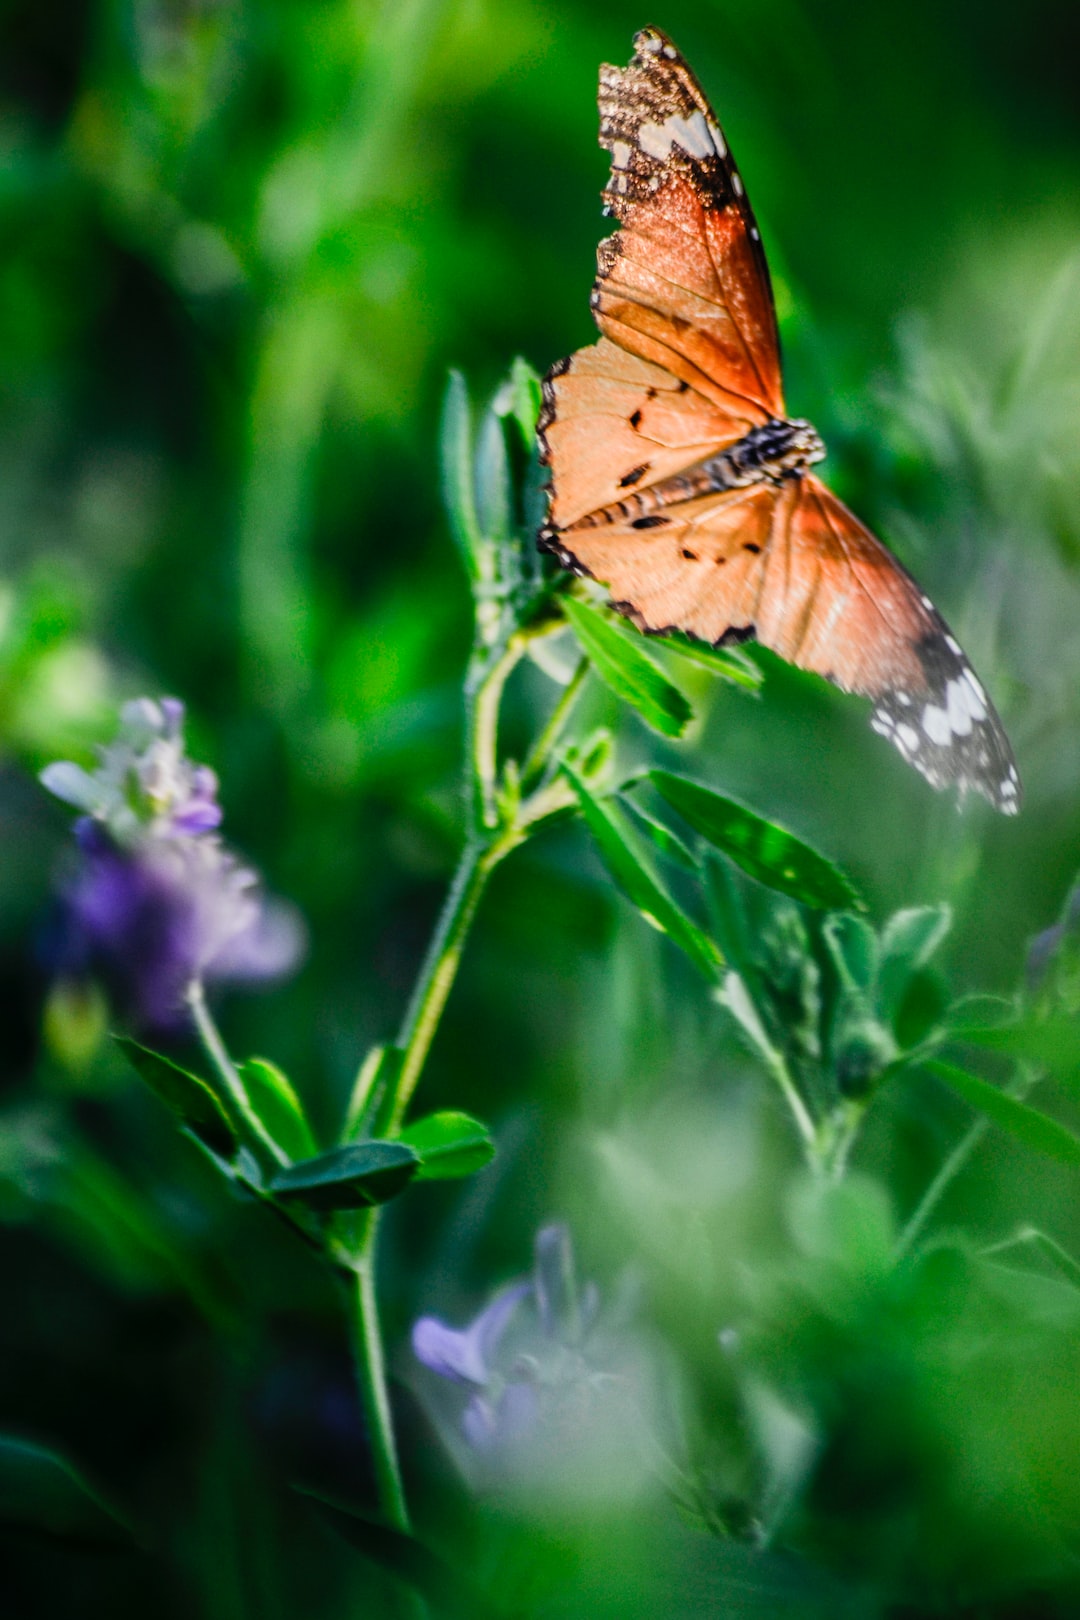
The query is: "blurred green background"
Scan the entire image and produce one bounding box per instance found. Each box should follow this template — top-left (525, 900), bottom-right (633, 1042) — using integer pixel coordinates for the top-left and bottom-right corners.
top-left (4, 0), bottom-right (1080, 1614)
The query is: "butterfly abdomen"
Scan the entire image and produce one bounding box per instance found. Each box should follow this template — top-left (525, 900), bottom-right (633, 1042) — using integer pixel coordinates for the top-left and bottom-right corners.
top-left (568, 416), bottom-right (826, 532)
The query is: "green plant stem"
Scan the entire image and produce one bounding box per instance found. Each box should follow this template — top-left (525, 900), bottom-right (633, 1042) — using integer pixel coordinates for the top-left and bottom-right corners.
top-left (469, 636), bottom-right (527, 828)
top-left (385, 833), bottom-right (513, 1136)
top-left (893, 1115), bottom-right (988, 1263)
top-left (894, 1059), bottom-right (1041, 1262)
top-left (520, 655), bottom-right (590, 791)
top-left (187, 981), bottom-right (284, 1166)
top-left (346, 1210), bottom-right (410, 1533)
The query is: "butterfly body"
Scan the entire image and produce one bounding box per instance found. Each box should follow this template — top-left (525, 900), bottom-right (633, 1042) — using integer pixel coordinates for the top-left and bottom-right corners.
top-left (539, 26), bottom-right (1021, 814)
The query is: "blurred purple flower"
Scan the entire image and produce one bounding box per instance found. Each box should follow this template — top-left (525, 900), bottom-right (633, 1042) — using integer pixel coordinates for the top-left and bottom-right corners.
top-left (412, 1225), bottom-right (654, 1494)
top-left (42, 697), bottom-right (303, 1031)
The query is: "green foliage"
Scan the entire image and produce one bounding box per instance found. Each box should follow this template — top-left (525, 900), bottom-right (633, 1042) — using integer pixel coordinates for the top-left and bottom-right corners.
top-left (564, 762), bottom-right (722, 981)
top-left (926, 1059), bottom-right (1080, 1168)
top-left (646, 770), bottom-right (863, 911)
top-left (269, 1142), bottom-right (420, 1211)
top-left (562, 598), bottom-right (694, 738)
top-left (397, 1110), bottom-right (495, 1180)
top-left (114, 1036), bottom-right (237, 1157)
top-left (237, 1057), bottom-right (318, 1162)
top-left (0, 1435), bottom-right (133, 1545)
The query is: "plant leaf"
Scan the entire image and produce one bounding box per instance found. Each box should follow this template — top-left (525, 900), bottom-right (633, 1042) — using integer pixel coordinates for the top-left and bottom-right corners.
top-left (648, 771), bottom-right (863, 911)
top-left (238, 1058), bottom-right (316, 1163)
top-left (950, 1013), bottom-right (1080, 1078)
top-left (440, 371), bottom-right (481, 579)
top-left (474, 407), bottom-right (512, 546)
top-left (343, 1044), bottom-right (405, 1141)
top-left (622, 798), bottom-right (701, 873)
top-left (562, 597), bottom-right (693, 739)
top-left (822, 914), bottom-right (878, 992)
top-left (563, 762), bottom-right (721, 981)
top-left (495, 354), bottom-right (542, 446)
top-left (270, 1142), bottom-right (419, 1210)
top-left (927, 1059), bottom-right (1080, 1168)
top-left (114, 1036), bottom-right (236, 1157)
top-left (299, 1489), bottom-right (498, 1618)
top-left (651, 630), bottom-right (764, 690)
top-left (0, 1435), bottom-right (133, 1544)
top-left (398, 1111), bottom-right (495, 1180)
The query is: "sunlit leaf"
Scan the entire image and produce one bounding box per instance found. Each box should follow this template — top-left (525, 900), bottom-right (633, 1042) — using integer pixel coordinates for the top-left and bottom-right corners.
top-left (651, 629), bottom-right (764, 691)
top-left (495, 355), bottom-right (543, 446)
top-left (0, 1434), bottom-right (133, 1544)
top-left (562, 598), bottom-right (693, 738)
top-left (927, 1059), bottom-right (1080, 1167)
top-left (563, 762), bottom-right (722, 981)
top-left (440, 371), bottom-right (482, 579)
top-left (238, 1057), bottom-right (316, 1163)
top-left (622, 799), bottom-right (701, 873)
top-left (270, 1142), bottom-right (419, 1210)
top-left (114, 1036), bottom-right (236, 1157)
top-left (648, 771), bottom-right (863, 911)
top-left (398, 1110), bottom-right (495, 1180)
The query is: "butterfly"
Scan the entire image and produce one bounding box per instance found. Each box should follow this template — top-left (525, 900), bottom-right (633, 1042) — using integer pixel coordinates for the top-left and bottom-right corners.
top-left (538, 26), bottom-right (1021, 814)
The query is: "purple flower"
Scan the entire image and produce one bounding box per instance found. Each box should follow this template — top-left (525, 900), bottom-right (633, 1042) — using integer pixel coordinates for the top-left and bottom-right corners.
top-left (412, 1226), bottom-right (656, 1495)
top-left (42, 698), bottom-right (303, 1031)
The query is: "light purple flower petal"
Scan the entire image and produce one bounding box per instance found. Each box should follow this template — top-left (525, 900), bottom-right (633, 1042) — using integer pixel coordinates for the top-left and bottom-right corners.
top-left (413, 1281), bottom-right (530, 1387)
top-left (40, 762), bottom-right (110, 815)
top-left (413, 1317), bottom-right (489, 1385)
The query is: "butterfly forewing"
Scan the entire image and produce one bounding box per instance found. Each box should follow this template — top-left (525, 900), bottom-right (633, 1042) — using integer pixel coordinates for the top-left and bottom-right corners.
top-left (540, 27), bottom-right (1021, 815)
top-left (595, 27), bottom-right (783, 417)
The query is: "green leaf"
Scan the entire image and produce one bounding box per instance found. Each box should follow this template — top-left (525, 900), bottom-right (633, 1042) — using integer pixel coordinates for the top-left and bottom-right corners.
top-left (822, 914), bottom-right (878, 992)
top-left (703, 850), bottom-right (756, 979)
top-left (495, 355), bottom-right (542, 446)
top-left (269, 1141), bottom-right (419, 1210)
top-left (343, 1044), bottom-right (405, 1141)
top-left (648, 771), bottom-right (863, 912)
top-left (0, 1435), bottom-right (133, 1544)
top-left (563, 762), bottom-right (722, 981)
top-left (440, 371), bottom-right (482, 579)
top-left (474, 407), bottom-right (512, 546)
top-left (651, 629), bottom-right (764, 691)
top-left (926, 1059), bottom-right (1080, 1168)
top-left (562, 597), bottom-right (693, 739)
top-left (114, 1036), bottom-right (236, 1157)
top-left (622, 799), bottom-right (701, 873)
top-left (299, 1489), bottom-right (498, 1619)
top-left (237, 1057), bottom-right (316, 1163)
top-left (880, 905), bottom-right (952, 1012)
top-left (398, 1111), bottom-right (495, 1180)
top-left (950, 1013), bottom-right (1080, 1076)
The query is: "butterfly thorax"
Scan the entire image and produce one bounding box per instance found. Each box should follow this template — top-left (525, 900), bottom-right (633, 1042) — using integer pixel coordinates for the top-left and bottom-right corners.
top-left (570, 417), bottom-right (826, 531)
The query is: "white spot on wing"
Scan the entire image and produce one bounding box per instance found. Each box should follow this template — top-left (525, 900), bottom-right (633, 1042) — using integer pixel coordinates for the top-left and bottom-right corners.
top-left (611, 141), bottom-right (632, 170)
top-left (732, 172), bottom-right (744, 197)
top-left (707, 120), bottom-right (727, 157)
top-left (896, 722), bottom-right (920, 753)
top-left (639, 110), bottom-right (716, 162)
top-left (921, 703), bottom-right (952, 746)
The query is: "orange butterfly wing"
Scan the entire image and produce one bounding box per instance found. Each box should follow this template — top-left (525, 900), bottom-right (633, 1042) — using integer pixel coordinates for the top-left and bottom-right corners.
top-left (540, 27), bottom-right (1021, 813)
